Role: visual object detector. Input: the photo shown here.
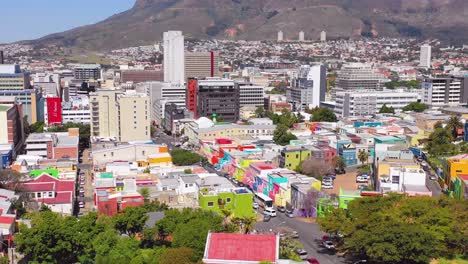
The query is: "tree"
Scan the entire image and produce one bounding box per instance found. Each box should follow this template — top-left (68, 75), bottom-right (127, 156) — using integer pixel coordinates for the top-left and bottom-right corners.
top-left (159, 247), bottom-right (197, 264)
top-left (138, 187), bottom-right (150, 201)
top-left (433, 121), bottom-right (443, 129)
top-left (298, 157), bottom-right (333, 178)
top-left (184, 168), bottom-right (192, 174)
top-left (255, 106), bottom-right (265, 118)
top-left (309, 107), bottom-right (337, 122)
top-left (29, 121), bottom-right (44, 133)
top-left (333, 156), bottom-right (346, 171)
top-left (426, 128), bottom-right (456, 156)
top-left (273, 125), bottom-right (297, 146)
top-left (378, 104), bottom-right (395, 114)
top-left (445, 116), bottom-right (463, 139)
top-left (358, 150), bottom-right (369, 165)
top-left (402, 102), bottom-right (428, 112)
top-left (318, 195), bottom-right (468, 264)
top-left (47, 122), bottom-right (90, 150)
top-left (231, 215), bottom-right (256, 234)
top-left (171, 149), bottom-right (203, 166)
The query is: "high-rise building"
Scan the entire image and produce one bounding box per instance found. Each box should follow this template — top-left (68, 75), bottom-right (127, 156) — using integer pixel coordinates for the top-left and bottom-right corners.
top-left (0, 64), bottom-right (30, 90)
top-left (90, 89), bottom-right (150, 142)
top-left (185, 51), bottom-right (220, 79)
top-left (320, 31), bottom-right (326, 42)
top-left (140, 81), bottom-right (186, 124)
top-left (334, 89), bottom-right (419, 117)
top-left (186, 78), bottom-right (198, 118)
top-left (299, 31), bottom-right (305, 42)
top-left (0, 88), bottom-right (43, 124)
top-left (0, 51), bottom-right (4, 64)
top-left (73, 64), bottom-right (101, 81)
top-left (197, 77), bottom-right (239, 122)
top-left (420, 44), bottom-right (432, 68)
top-left (0, 104), bottom-right (25, 155)
top-left (236, 82), bottom-right (265, 108)
top-left (422, 76), bottom-right (468, 106)
top-left (120, 70), bottom-right (164, 84)
top-left (163, 31), bottom-right (185, 83)
top-left (286, 65), bottom-right (326, 111)
top-left (277, 31), bottom-right (284, 42)
top-left (336, 63), bottom-right (386, 91)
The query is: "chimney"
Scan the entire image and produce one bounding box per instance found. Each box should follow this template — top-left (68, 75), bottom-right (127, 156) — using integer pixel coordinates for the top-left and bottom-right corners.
top-left (0, 51), bottom-right (3, 64)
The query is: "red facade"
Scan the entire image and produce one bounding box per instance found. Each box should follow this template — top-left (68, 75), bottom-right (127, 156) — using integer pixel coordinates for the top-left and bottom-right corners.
top-left (46, 97), bottom-right (62, 125)
top-left (187, 78), bottom-right (197, 118)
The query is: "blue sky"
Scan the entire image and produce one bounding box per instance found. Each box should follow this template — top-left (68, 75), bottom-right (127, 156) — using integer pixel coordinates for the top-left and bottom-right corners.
top-left (0, 0), bottom-right (135, 43)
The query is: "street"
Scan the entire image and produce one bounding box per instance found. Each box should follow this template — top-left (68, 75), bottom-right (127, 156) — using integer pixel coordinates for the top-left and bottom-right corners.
top-left (151, 129), bottom-right (181, 150)
top-left (255, 209), bottom-right (346, 264)
top-left (78, 149), bottom-right (94, 214)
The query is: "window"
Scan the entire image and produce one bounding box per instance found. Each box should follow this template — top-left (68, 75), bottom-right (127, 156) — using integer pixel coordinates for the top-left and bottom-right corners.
top-left (185, 184), bottom-right (188, 188)
top-left (391, 176), bottom-right (399, 184)
top-left (30, 193), bottom-right (35, 198)
top-left (111, 152), bottom-right (114, 157)
top-left (142, 151), bottom-right (145, 155)
top-left (48, 192), bottom-right (53, 197)
top-left (207, 202), bottom-right (214, 207)
top-left (226, 198), bottom-right (231, 203)
top-left (296, 154), bottom-right (299, 158)
top-left (37, 192), bottom-right (41, 198)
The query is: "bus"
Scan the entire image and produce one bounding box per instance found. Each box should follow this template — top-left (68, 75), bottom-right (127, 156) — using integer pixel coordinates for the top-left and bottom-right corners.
top-left (255, 192), bottom-right (273, 208)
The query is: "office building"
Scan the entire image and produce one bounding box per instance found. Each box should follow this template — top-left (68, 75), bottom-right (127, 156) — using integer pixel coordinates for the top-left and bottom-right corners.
top-left (197, 78), bottom-right (240, 123)
top-left (0, 87), bottom-right (43, 124)
top-left (120, 70), bottom-right (163, 84)
top-left (277, 31), bottom-right (283, 42)
top-left (320, 31), bottom-right (326, 42)
top-left (163, 31), bottom-right (185, 83)
top-left (236, 82), bottom-right (265, 108)
top-left (0, 64), bottom-right (30, 90)
top-left (25, 128), bottom-right (79, 159)
top-left (186, 78), bottom-right (198, 118)
top-left (286, 65), bottom-right (326, 111)
top-left (61, 96), bottom-right (91, 125)
top-left (90, 89), bottom-right (150, 142)
top-left (422, 76), bottom-right (468, 106)
top-left (73, 64), bottom-right (101, 81)
top-left (0, 51), bottom-right (3, 64)
top-left (0, 104), bottom-right (24, 155)
top-left (299, 31), bottom-right (305, 42)
top-left (141, 81), bottom-right (186, 124)
top-left (420, 44), bottom-right (432, 68)
top-left (336, 63), bottom-right (386, 91)
top-left (334, 89), bottom-right (419, 117)
top-left (162, 103), bottom-right (192, 135)
top-left (185, 51), bottom-right (219, 79)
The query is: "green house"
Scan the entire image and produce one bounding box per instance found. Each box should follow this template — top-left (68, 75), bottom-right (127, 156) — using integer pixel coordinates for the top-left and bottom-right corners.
top-left (279, 146), bottom-right (312, 170)
top-left (317, 188), bottom-right (362, 218)
top-left (199, 188), bottom-right (255, 218)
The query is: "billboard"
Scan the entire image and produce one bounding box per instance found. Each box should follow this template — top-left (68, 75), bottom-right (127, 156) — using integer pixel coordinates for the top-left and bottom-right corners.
top-left (46, 97), bottom-right (62, 125)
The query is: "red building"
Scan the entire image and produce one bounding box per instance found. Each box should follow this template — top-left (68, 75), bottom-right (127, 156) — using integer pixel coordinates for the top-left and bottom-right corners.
top-left (186, 78), bottom-right (197, 118)
top-left (46, 97), bottom-right (62, 125)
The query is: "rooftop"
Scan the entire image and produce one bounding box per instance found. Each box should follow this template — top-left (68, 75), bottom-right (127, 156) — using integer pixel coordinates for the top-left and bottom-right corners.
top-left (0, 105), bottom-right (12, 112)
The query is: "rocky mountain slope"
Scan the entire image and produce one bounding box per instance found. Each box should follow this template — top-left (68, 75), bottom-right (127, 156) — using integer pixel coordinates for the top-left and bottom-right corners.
top-left (23, 0), bottom-right (468, 51)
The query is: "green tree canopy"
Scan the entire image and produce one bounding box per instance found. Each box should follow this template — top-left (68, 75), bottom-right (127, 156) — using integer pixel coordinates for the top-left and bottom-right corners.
top-left (378, 104), bottom-right (395, 114)
top-left (273, 124), bottom-right (297, 146)
top-left (402, 102), bottom-right (429, 112)
top-left (170, 149), bottom-right (204, 166)
top-left (318, 195), bottom-right (468, 264)
top-left (426, 128), bottom-right (457, 156)
top-left (308, 107), bottom-right (338, 122)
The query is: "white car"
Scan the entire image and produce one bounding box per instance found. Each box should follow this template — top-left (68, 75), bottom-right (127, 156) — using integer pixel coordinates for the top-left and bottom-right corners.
top-left (253, 202), bottom-right (259, 209)
top-left (322, 183), bottom-right (334, 189)
top-left (356, 176), bottom-right (369, 183)
top-left (264, 207), bottom-right (277, 217)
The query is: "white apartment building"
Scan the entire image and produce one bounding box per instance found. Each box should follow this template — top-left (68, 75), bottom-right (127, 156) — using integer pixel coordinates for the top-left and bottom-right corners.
top-left (277, 31), bottom-right (283, 42)
top-left (334, 89), bottom-right (419, 117)
top-left (90, 89), bottom-right (150, 142)
top-left (320, 31), bottom-right (326, 42)
top-left (422, 76), bottom-right (467, 106)
top-left (287, 65), bottom-right (326, 110)
top-left (140, 82), bottom-right (186, 124)
top-left (236, 82), bottom-right (265, 108)
top-left (336, 63), bottom-right (387, 91)
top-left (378, 167), bottom-right (430, 195)
top-left (419, 44), bottom-right (431, 68)
top-left (163, 31), bottom-right (185, 83)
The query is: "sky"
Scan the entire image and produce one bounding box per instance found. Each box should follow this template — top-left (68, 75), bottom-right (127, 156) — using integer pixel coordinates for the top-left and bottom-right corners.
top-left (0, 0), bottom-right (135, 43)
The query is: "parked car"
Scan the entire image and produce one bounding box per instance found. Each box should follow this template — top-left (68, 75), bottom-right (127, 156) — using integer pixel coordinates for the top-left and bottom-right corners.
top-left (325, 173), bottom-right (336, 180)
top-left (277, 205), bottom-right (286, 213)
top-left (78, 202), bottom-right (85, 208)
top-left (322, 240), bottom-right (335, 250)
top-left (421, 161), bottom-right (428, 167)
top-left (322, 182), bottom-right (333, 189)
top-left (429, 174), bottom-right (437, 180)
top-left (307, 258), bottom-right (320, 264)
top-left (323, 176), bottom-right (334, 182)
top-left (294, 249), bottom-right (308, 260)
top-left (264, 207), bottom-right (277, 217)
top-left (335, 168), bottom-right (346, 174)
top-left (285, 209), bottom-right (294, 218)
top-left (356, 175), bottom-right (369, 183)
top-left (263, 215), bottom-right (271, 222)
top-left (358, 185), bottom-right (369, 191)
top-left (322, 178), bottom-right (333, 184)
top-left (253, 202), bottom-right (259, 209)
top-left (291, 231), bottom-right (299, 238)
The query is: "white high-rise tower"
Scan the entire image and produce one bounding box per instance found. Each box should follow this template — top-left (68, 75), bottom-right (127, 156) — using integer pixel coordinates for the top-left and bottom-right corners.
top-left (163, 31), bottom-right (185, 83)
top-left (277, 31), bottom-right (284, 42)
top-left (299, 31), bottom-right (305, 42)
top-left (320, 31), bottom-right (326, 42)
top-left (420, 44), bottom-right (432, 68)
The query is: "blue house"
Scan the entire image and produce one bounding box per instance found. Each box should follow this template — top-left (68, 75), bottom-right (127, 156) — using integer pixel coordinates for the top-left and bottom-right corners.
top-left (337, 139), bottom-right (357, 166)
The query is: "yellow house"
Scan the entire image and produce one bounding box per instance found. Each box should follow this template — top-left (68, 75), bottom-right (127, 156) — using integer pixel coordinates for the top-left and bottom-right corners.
top-left (147, 153), bottom-right (173, 167)
top-left (406, 130), bottom-right (430, 147)
top-left (446, 154), bottom-right (468, 187)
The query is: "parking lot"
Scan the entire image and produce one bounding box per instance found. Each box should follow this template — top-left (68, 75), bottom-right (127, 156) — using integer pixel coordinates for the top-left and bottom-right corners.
top-left (322, 170), bottom-right (364, 195)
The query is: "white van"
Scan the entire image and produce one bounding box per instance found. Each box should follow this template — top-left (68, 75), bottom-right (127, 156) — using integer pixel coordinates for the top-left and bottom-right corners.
top-left (264, 207), bottom-right (277, 217)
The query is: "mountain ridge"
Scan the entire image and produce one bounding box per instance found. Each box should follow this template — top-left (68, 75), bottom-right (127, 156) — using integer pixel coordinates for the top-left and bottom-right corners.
top-left (20, 0), bottom-right (468, 51)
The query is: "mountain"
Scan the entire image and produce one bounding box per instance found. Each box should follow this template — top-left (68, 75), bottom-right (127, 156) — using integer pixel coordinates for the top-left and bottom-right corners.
top-left (23, 0), bottom-right (468, 51)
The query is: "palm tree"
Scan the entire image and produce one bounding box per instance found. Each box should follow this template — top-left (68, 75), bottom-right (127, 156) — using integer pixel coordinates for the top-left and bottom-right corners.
top-left (333, 156), bottom-right (346, 171)
top-left (220, 208), bottom-right (233, 231)
top-left (445, 116), bottom-right (463, 140)
top-left (358, 150), bottom-right (369, 166)
top-left (231, 216), bottom-right (256, 234)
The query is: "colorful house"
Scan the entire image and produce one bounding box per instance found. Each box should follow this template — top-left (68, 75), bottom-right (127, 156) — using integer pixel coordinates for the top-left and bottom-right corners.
top-left (279, 145), bottom-right (312, 170)
top-left (445, 154), bottom-right (468, 189)
top-left (198, 188), bottom-right (255, 218)
top-left (453, 175), bottom-right (468, 200)
top-left (337, 139), bottom-right (357, 166)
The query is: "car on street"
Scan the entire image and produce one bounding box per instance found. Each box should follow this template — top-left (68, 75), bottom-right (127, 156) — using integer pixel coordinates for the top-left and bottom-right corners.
top-left (294, 249), bottom-right (308, 260)
top-left (279, 233), bottom-right (286, 240)
top-left (322, 240), bottom-right (335, 250)
top-left (307, 258), bottom-right (320, 264)
top-left (263, 215), bottom-right (271, 222)
top-left (78, 202), bottom-right (85, 208)
top-left (325, 173), bottom-right (336, 180)
top-left (421, 161), bottom-right (428, 167)
top-left (358, 185), bottom-right (369, 191)
top-left (322, 182), bottom-right (333, 189)
top-left (253, 202), bottom-right (259, 209)
top-left (80, 181), bottom-right (85, 186)
top-left (238, 182), bottom-right (245, 187)
top-left (264, 207), bottom-right (277, 217)
top-left (323, 176), bottom-right (334, 182)
top-left (277, 205), bottom-right (286, 213)
top-left (291, 231), bottom-right (299, 238)
top-left (285, 209), bottom-right (294, 218)
top-left (429, 174), bottom-right (437, 180)
top-left (356, 175), bottom-right (369, 183)
top-left (335, 168), bottom-right (346, 174)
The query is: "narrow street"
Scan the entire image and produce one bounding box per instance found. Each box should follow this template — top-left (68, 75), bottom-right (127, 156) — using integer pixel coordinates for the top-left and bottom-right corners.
top-left (78, 149), bottom-right (94, 214)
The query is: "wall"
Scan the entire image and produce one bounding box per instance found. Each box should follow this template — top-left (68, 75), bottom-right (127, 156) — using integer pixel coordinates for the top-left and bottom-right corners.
top-left (92, 145), bottom-right (164, 167)
top-left (199, 191), bottom-right (254, 218)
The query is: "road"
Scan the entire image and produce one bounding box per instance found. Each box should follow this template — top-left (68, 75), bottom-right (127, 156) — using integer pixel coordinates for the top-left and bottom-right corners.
top-left (151, 129), bottom-right (181, 150)
top-left (78, 149), bottom-right (94, 214)
top-left (422, 165), bottom-right (443, 197)
top-left (255, 209), bottom-right (346, 264)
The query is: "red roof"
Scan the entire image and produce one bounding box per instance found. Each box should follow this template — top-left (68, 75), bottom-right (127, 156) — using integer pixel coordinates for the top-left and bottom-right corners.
top-left (204, 233), bottom-right (277, 262)
top-left (23, 174), bottom-right (75, 205)
top-left (40, 192), bottom-right (73, 204)
top-left (0, 216), bottom-right (15, 225)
